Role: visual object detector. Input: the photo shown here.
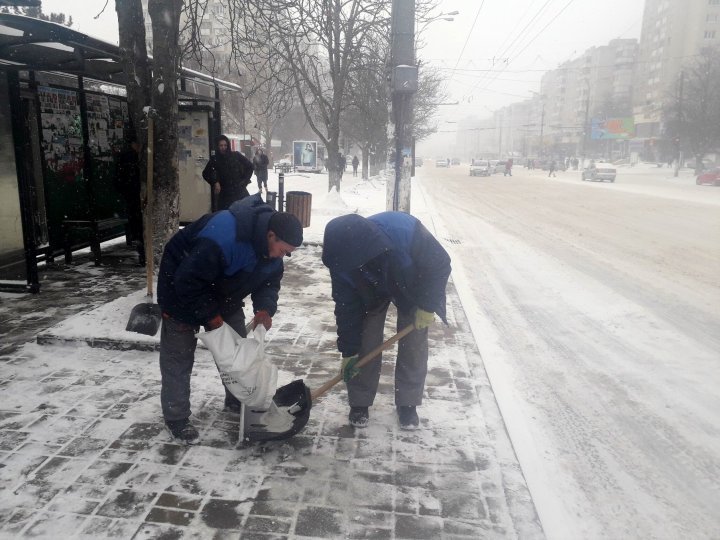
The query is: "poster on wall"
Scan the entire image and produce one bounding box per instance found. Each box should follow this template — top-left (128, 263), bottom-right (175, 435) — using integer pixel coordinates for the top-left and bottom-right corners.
top-left (38, 86), bottom-right (83, 182)
top-left (293, 140), bottom-right (317, 169)
top-left (177, 109), bottom-right (211, 222)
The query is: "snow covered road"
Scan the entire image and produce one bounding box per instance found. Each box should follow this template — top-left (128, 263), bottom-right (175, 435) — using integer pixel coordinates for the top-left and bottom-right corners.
top-left (417, 165), bottom-right (720, 539)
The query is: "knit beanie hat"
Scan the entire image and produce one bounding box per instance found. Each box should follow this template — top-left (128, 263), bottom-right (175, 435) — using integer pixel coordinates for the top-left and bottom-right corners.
top-left (269, 212), bottom-right (303, 247)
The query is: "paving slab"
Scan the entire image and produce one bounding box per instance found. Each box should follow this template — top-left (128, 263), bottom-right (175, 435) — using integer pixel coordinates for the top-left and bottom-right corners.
top-left (0, 242), bottom-right (543, 539)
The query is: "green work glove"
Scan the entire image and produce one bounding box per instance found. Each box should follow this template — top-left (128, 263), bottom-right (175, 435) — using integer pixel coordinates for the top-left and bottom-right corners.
top-left (341, 355), bottom-right (360, 383)
top-left (414, 308), bottom-right (434, 330)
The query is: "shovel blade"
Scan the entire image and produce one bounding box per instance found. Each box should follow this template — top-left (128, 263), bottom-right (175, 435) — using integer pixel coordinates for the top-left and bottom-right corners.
top-left (126, 302), bottom-right (162, 336)
top-left (244, 379), bottom-right (312, 442)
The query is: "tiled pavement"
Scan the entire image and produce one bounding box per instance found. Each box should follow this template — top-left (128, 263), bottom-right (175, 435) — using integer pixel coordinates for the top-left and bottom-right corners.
top-left (0, 242), bottom-right (544, 539)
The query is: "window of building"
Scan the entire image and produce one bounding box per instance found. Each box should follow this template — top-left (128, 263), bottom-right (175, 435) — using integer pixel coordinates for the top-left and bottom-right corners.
top-left (707, 13), bottom-right (719, 22)
top-left (709, 0), bottom-right (720, 5)
top-left (704, 30), bottom-right (717, 38)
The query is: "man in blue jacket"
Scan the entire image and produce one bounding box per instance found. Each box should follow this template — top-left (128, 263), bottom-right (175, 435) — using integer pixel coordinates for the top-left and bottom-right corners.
top-left (157, 194), bottom-right (303, 443)
top-left (322, 213), bottom-right (451, 429)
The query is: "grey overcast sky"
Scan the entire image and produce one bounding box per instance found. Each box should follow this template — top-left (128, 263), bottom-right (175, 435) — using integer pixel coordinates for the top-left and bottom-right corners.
top-left (419, 0), bottom-right (645, 124)
top-left (40, 0), bottom-right (646, 150)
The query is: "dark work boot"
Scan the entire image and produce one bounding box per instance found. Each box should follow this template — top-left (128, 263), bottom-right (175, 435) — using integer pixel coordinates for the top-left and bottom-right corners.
top-left (397, 406), bottom-right (419, 430)
top-left (166, 418), bottom-right (199, 444)
top-left (348, 406), bottom-right (369, 428)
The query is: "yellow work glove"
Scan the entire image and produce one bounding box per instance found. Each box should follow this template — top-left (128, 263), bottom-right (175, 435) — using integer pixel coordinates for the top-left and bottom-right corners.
top-left (340, 355), bottom-right (360, 383)
top-left (414, 308), bottom-right (434, 330)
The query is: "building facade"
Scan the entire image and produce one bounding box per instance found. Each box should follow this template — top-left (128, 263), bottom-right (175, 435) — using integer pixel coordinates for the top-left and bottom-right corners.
top-left (633, 0), bottom-right (719, 141)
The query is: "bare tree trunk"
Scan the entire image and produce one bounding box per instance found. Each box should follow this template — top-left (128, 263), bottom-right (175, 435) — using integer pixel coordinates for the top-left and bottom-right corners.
top-left (115, 0), bottom-right (151, 148)
top-left (148, 0), bottom-right (182, 257)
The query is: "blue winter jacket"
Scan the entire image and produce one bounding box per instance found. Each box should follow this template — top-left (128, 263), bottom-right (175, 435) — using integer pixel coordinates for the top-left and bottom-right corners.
top-left (322, 212), bottom-right (451, 357)
top-left (157, 194), bottom-right (283, 326)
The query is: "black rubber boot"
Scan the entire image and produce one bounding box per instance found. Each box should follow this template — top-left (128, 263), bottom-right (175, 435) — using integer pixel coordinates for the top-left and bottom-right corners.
top-left (348, 406), bottom-right (369, 428)
top-left (397, 406), bottom-right (419, 430)
top-left (166, 418), bottom-right (199, 443)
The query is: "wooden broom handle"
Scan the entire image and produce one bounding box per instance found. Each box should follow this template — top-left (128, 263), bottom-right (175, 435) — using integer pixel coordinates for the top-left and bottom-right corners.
top-left (311, 324), bottom-right (415, 401)
top-left (144, 116), bottom-right (154, 298)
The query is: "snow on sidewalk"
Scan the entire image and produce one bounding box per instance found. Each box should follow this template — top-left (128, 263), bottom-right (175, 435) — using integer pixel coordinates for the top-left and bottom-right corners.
top-left (0, 173), bottom-right (542, 538)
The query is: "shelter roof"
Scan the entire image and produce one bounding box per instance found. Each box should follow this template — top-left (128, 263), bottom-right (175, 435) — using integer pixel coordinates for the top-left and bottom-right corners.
top-left (0, 13), bottom-right (240, 97)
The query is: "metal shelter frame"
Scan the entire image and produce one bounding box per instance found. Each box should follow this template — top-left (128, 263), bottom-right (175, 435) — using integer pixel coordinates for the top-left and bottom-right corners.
top-left (0, 14), bottom-right (240, 293)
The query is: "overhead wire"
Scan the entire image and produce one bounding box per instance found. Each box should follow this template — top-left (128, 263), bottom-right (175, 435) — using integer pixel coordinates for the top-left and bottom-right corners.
top-left (471, 0), bottom-right (579, 98)
top-left (447, 1), bottom-right (486, 86)
top-left (463, 0), bottom-right (556, 97)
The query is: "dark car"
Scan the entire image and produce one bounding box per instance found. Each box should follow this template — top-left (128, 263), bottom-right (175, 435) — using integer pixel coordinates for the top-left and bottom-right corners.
top-left (696, 168), bottom-right (720, 186)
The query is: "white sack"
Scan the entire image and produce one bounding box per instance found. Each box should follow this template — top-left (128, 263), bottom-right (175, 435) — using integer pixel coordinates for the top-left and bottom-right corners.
top-left (197, 324), bottom-right (277, 408)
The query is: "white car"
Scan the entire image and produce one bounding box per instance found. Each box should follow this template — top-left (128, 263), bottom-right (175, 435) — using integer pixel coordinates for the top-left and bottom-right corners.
top-left (469, 159), bottom-right (491, 177)
top-left (436, 159), bottom-right (449, 168)
top-left (582, 162), bottom-right (616, 182)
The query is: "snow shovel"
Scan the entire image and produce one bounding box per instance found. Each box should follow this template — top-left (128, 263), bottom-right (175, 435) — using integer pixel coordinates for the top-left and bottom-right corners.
top-left (126, 116), bottom-right (162, 336)
top-left (242, 324), bottom-right (416, 442)
top-left (311, 323), bottom-right (415, 401)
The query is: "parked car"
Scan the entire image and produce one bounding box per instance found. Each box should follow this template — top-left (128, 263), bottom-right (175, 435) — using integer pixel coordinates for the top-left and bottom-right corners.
top-left (582, 162), bottom-right (616, 182)
top-left (436, 159), bottom-right (448, 168)
top-left (469, 159), bottom-right (491, 177)
top-left (696, 167), bottom-right (720, 186)
top-left (488, 159), bottom-right (499, 173)
top-left (274, 157), bottom-right (293, 173)
top-left (496, 160), bottom-right (507, 173)
top-left (451, 157), bottom-right (461, 165)
top-left (415, 157), bottom-right (424, 167)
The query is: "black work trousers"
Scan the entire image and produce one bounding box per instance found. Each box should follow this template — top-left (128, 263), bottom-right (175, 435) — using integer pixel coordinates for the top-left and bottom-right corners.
top-left (346, 302), bottom-right (428, 408)
top-left (159, 310), bottom-right (246, 422)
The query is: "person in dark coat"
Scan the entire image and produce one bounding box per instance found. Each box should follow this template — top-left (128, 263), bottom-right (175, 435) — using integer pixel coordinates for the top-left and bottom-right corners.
top-left (202, 135), bottom-right (254, 210)
top-left (322, 212), bottom-right (451, 430)
top-left (157, 194), bottom-right (303, 442)
top-left (352, 155), bottom-right (359, 177)
top-left (548, 160), bottom-right (557, 177)
top-left (253, 148), bottom-right (270, 192)
top-left (114, 133), bottom-right (145, 266)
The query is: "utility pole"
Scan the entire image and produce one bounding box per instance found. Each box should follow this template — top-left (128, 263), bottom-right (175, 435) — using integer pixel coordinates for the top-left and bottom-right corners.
top-left (581, 86), bottom-right (590, 167)
top-left (539, 103), bottom-right (545, 157)
top-left (674, 70), bottom-right (684, 178)
top-left (389, 0), bottom-right (417, 212)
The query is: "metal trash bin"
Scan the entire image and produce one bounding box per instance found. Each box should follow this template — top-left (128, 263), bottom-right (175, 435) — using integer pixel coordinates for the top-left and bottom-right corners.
top-left (265, 191), bottom-right (277, 210)
top-left (285, 191), bottom-right (312, 227)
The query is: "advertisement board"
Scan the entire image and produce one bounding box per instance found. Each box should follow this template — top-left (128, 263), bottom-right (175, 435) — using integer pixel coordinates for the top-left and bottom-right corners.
top-left (293, 140), bottom-right (317, 170)
top-left (591, 117), bottom-right (635, 140)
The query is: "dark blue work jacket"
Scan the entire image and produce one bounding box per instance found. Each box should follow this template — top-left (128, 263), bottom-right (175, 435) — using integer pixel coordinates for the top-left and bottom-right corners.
top-left (157, 194), bottom-right (282, 326)
top-left (322, 212), bottom-right (451, 357)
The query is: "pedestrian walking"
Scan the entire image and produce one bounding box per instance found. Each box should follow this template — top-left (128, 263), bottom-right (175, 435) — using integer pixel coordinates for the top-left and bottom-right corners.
top-left (156, 194), bottom-right (303, 443)
top-left (202, 135), bottom-right (254, 210)
top-left (504, 158), bottom-right (513, 177)
top-left (352, 155), bottom-right (359, 177)
top-left (548, 160), bottom-right (557, 177)
top-left (253, 147), bottom-right (269, 192)
top-left (322, 212), bottom-right (452, 430)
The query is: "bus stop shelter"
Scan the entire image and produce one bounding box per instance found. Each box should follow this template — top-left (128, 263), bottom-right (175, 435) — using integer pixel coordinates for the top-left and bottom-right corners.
top-left (0, 13), bottom-right (240, 293)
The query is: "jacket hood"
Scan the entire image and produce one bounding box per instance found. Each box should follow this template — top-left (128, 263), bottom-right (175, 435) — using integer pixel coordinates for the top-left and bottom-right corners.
top-left (322, 214), bottom-right (392, 272)
top-left (228, 194), bottom-right (273, 256)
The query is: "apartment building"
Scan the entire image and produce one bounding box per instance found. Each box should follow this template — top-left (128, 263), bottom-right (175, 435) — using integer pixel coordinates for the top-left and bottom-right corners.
top-left (633, 0), bottom-right (719, 138)
top-left (141, 0), bottom-right (233, 74)
top-left (532, 38), bottom-right (637, 157)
